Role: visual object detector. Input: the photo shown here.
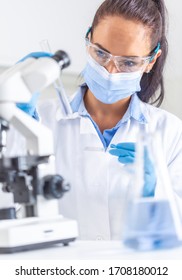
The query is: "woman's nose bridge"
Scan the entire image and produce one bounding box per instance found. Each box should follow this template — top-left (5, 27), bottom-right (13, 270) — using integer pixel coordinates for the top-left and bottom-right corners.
top-left (106, 56), bottom-right (119, 73)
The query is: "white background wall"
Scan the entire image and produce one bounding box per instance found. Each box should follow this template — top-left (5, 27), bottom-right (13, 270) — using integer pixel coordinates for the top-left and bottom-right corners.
top-left (0, 0), bottom-right (181, 118)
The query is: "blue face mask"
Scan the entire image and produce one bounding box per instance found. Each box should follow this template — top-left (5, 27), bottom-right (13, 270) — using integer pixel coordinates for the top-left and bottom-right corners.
top-left (82, 55), bottom-right (143, 104)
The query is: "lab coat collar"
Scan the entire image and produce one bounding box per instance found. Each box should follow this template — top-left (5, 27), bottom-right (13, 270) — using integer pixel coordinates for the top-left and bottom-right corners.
top-left (69, 84), bottom-right (95, 135)
top-left (124, 93), bottom-right (149, 124)
top-left (70, 83), bottom-right (87, 114)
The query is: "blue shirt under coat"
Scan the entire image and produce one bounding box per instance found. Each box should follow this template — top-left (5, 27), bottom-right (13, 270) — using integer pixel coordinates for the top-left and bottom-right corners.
top-left (70, 84), bottom-right (147, 149)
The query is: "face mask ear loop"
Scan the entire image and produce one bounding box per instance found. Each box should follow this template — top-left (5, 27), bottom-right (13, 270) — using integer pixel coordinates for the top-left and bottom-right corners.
top-left (149, 42), bottom-right (161, 62)
top-left (85, 26), bottom-right (92, 39)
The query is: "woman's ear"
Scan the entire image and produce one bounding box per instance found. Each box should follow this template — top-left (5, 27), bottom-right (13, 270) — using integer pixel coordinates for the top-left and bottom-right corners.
top-left (145, 49), bottom-right (162, 73)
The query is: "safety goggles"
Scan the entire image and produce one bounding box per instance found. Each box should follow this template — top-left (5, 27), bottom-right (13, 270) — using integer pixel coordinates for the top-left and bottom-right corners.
top-left (85, 38), bottom-right (160, 73)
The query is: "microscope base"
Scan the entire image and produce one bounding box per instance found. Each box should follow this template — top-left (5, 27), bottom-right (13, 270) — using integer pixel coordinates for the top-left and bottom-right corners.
top-left (0, 215), bottom-right (78, 254)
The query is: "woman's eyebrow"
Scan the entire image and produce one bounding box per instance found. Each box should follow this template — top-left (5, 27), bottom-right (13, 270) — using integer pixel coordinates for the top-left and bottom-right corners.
top-left (92, 42), bottom-right (139, 58)
top-left (93, 42), bottom-right (111, 53)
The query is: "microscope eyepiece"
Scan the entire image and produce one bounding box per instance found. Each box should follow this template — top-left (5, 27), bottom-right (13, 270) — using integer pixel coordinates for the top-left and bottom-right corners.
top-left (52, 50), bottom-right (71, 70)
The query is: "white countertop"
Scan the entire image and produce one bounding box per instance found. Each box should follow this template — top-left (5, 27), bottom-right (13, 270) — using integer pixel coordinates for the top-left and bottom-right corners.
top-left (0, 240), bottom-right (182, 260)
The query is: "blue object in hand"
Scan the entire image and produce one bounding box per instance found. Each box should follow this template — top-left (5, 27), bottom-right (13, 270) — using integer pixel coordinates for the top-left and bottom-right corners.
top-left (109, 142), bottom-right (156, 197)
top-left (16, 52), bottom-right (52, 120)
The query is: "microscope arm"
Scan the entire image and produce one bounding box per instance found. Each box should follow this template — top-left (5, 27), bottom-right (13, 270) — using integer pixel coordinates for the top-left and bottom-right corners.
top-left (0, 57), bottom-right (60, 156)
top-left (0, 103), bottom-right (54, 156)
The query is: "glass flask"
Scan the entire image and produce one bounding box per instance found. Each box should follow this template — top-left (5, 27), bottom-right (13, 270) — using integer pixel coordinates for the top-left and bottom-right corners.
top-left (122, 130), bottom-right (182, 251)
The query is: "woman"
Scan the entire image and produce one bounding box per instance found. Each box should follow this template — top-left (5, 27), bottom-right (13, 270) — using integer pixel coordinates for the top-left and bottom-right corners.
top-left (15, 0), bottom-right (182, 240)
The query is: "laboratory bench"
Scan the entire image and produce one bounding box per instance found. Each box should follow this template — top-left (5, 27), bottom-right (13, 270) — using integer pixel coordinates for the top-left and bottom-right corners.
top-left (0, 241), bottom-right (182, 260)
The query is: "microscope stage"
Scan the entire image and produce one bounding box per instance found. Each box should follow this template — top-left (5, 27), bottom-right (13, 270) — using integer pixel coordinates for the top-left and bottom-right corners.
top-left (0, 215), bottom-right (78, 253)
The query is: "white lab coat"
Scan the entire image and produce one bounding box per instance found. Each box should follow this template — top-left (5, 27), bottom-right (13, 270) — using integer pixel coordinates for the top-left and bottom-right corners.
top-left (35, 96), bottom-right (182, 240)
top-left (5, 96), bottom-right (182, 240)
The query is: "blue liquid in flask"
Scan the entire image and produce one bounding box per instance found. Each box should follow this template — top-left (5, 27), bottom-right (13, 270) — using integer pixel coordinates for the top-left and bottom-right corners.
top-left (123, 199), bottom-right (182, 251)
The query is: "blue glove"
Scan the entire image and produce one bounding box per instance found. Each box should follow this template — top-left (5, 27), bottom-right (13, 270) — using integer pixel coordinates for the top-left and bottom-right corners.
top-left (16, 92), bottom-right (40, 120)
top-left (109, 142), bottom-right (156, 197)
top-left (16, 52), bottom-right (52, 120)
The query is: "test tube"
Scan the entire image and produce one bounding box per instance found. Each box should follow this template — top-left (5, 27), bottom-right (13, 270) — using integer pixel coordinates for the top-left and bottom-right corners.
top-left (39, 39), bottom-right (51, 52)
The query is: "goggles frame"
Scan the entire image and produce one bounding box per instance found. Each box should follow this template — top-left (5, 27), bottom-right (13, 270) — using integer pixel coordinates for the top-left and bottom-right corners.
top-left (85, 27), bottom-right (160, 73)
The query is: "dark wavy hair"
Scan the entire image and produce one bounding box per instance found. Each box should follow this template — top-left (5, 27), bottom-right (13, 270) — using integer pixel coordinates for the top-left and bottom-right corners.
top-left (91, 0), bottom-right (168, 106)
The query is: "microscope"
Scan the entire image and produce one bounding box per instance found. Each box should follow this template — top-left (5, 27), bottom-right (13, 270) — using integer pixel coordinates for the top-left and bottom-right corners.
top-left (0, 52), bottom-right (78, 253)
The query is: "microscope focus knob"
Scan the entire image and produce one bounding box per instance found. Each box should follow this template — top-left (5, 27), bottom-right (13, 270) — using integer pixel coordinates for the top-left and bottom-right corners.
top-left (42, 175), bottom-right (70, 200)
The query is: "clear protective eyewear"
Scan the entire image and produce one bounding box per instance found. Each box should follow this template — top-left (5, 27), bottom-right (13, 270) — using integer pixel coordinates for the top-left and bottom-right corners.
top-left (85, 38), bottom-right (160, 73)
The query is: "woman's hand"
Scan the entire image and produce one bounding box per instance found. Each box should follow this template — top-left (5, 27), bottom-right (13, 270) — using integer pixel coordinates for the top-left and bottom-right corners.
top-left (109, 142), bottom-right (156, 197)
